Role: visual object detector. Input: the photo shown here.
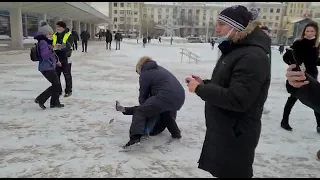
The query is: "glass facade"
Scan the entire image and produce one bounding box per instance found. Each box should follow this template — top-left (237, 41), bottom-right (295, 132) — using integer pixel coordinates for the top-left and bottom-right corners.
top-left (0, 10), bottom-right (39, 38)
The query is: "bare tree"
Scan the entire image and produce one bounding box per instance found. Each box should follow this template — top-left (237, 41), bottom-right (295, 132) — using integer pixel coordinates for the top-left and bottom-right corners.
top-left (141, 19), bottom-right (157, 37)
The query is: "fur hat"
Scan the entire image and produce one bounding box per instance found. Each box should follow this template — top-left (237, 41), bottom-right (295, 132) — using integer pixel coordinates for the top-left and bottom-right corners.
top-left (38, 20), bottom-right (54, 35)
top-left (136, 56), bottom-right (152, 74)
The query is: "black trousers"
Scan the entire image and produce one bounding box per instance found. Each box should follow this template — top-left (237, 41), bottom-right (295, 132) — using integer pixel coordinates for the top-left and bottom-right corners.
top-left (72, 41), bottom-right (78, 50)
top-left (36, 70), bottom-right (61, 105)
top-left (283, 94), bottom-right (320, 126)
top-left (82, 40), bottom-right (88, 52)
top-left (106, 41), bottom-right (111, 49)
top-left (283, 72), bottom-right (320, 126)
top-left (116, 41), bottom-right (121, 50)
top-left (56, 62), bottom-right (72, 94)
top-left (123, 105), bottom-right (181, 137)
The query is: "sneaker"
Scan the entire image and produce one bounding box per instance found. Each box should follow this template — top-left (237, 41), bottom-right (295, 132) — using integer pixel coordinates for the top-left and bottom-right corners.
top-left (50, 104), bottom-right (65, 108)
top-left (35, 99), bottom-right (46, 110)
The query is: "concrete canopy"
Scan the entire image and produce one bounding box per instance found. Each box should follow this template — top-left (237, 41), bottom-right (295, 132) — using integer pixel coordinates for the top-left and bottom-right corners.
top-left (0, 2), bottom-right (110, 24)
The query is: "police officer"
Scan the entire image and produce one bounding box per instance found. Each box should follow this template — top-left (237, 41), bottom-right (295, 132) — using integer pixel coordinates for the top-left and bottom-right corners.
top-left (53, 21), bottom-right (74, 97)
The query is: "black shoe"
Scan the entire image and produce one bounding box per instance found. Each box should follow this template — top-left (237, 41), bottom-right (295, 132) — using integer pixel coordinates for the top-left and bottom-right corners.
top-left (317, 126), bottom-right (320, 133)
top-left (123, 135), bottom-right (141, 149)
top-left (281, 121), bottom-right (293, 131)
top-left (35, 99), bottom-right (46, 110)
top-left (172, 133), bottom-right (182, 139)
top-left (82, 50), bottom-right (84, 52)
top-left (64, 92), bottom-right (72, 97)
top-left (50, 104), bottom-right (65, 108)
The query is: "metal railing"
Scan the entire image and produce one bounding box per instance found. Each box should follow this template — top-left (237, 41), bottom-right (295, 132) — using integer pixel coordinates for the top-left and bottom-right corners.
top-left (180, 48), bottom-right (200, 64)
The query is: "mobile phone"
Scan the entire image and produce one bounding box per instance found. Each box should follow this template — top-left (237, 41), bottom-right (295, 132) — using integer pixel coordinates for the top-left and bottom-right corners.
top-left (286, 47), bottom-right (301, 71)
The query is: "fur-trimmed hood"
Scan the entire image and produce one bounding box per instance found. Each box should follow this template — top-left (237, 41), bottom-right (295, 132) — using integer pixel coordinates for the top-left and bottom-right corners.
top-left (136, 56), bottom-right (157, 74)
top-left (230, 20), bottom-right (271, 54)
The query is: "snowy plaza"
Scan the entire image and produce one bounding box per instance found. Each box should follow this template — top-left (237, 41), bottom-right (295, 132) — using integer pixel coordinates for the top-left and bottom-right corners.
top-left (0, 40), bottom-right (320, 178)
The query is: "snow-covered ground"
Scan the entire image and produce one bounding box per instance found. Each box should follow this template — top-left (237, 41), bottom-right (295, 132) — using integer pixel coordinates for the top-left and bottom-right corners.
top-left (0, 41), bottom-right (319, 178)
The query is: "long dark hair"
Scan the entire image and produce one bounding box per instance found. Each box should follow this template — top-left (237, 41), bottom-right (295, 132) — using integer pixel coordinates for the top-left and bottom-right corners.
top-left (301, 22), bottom-right (319, 47)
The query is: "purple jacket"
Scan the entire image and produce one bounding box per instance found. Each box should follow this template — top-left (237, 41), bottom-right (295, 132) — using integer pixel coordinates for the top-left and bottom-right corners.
top-left (34, 32), bottom-right (57, 72)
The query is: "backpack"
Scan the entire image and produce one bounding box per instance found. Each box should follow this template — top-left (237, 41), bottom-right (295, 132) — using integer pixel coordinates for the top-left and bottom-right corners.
top-left (30, 43), bottom-right (41, 61)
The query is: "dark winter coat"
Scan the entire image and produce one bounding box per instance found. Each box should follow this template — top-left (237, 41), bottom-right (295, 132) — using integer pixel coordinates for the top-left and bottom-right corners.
top-left (143, 37), bottom-right (147, 44)
top-left (195, 23), bottom-right (271, 178)
top-left (105, 30), bottom-right (112, 42)
top-left (80, 31), bottom-right (90, 42)
top-left (53, 30), bottom-right (73, 64)
top-left (115, 32), bottom-right (122, 41)
top-left (279, 45), bottom-right (284, 52)
top-left (71, 30), bottom-right (79, 41)
top-left (136, 58), bottom-right (185, 112)
top-left (283, 38), bottom-right (319, 77)
top-left (34, 32), bottom-right (57, 72)
top-left (286, 74), bottom-right (320, 113)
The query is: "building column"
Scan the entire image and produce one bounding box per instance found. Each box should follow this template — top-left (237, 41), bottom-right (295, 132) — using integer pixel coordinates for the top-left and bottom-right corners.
top-left (9, 3), bottom-right (24, 50)
top-left (84, 23), bottom-right (87, 31)
top-left (65, 19), bottom-right (72, 31)
top-left (91, 24), bottom-right (95, 40)
top-left (39, 13), bottom-right (47, 22)
top-left (24, 14), bottom-right (28, 37)
top-left (75, 20), bottom-right (81, 34)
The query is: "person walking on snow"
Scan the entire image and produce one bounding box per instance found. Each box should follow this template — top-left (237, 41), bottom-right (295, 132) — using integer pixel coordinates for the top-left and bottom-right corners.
top-left (105, 29), bottom-right (113, 50)
top-left (34, 21), bottom-right (64, 109)
top-left (71, 28), bottom-right (79, 51)
top-left (80, 29), bottom-right (90, 53)
top-left (115, 31), bottom-right (122, 50)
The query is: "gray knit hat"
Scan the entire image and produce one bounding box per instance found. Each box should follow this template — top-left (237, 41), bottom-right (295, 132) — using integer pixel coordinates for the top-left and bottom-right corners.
top-left (38, 20), bottom-right (54, 35)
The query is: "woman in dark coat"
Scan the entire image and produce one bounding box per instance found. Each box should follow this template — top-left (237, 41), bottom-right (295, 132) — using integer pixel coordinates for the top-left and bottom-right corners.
top-left (281, 22), bottom-right (320, 132)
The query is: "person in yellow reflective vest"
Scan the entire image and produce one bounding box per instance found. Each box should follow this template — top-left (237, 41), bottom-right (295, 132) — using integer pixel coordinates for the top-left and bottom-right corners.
top-left (53, 21), bottom-right (74, 97)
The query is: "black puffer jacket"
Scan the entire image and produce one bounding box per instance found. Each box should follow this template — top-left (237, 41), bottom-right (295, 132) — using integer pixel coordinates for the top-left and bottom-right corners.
top-left (105, 30), bottom-right (112, 42)
top-left (136, 59), bottom-right (185, 112)
top-left (195, 25), bottom-right (271, 178)
top-left (283, 38), bottom-right (319, 77)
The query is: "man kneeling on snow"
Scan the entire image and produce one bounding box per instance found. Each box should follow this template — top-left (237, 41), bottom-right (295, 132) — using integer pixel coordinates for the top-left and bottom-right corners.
top-left (118, 56), bottom-right (185, 148)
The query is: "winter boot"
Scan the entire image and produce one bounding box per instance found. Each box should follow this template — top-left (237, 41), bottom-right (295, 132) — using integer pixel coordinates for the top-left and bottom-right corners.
top-left (317, 126), bottom-right (320, 134)
top-left (281, 120), bottom-right (293, 131)
top-left (50, 104), bottom-right (65, 108)
top-left (123, 135), bottom-right (141, 149)
top-left (35, 99), bottom-right (46, 110)
top-left (172, 133), bottom-right (182, 139)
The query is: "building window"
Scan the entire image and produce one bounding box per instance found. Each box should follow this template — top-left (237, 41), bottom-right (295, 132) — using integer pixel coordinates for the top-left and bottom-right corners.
top-left (113, 3), bottom-right (117, 7)
top-left (134, 18), bottom-right (138, 22)
top-left (114, 24), bottom-right (117, 29)
top-left (143, 14), bottom-right (147, 18)
top-left (275, 23), bottom-right (278, 27)
top-left (276, 9), bottom-right (280, 13)
top-left (275, 16), bottom-right (279, 20)
top-left (114, 17), bottom-right (117, 22)
top-left (166, 15), bottom-right (169, 19)
top-left (127, 17), bottom-right (131, 22)
top-left (158, 21), bottom-right (162, 24)
top-left (269, 16), bottom-right (273, 20)
top-left (301, 4), bottom-right (304, 8)
top-left (120, 10), bottom-right (124, 15)
top-left (290, 4), bottom-right (293, 8)
top-left (134, 11), bottom-right (138, 15)
top-left (120, 3), bottom-right (124, 7)
top-left (151, 14), bottom-right (154, 19)
top-left (290, 10), bottom-right (292, 14)
top-left (143, 8), bottom-right (147, 13)
top-left (270, 8), bottom-right (274, 13)
top-left (127, 3), bottom-right (131, 7)
top-left (120, 17), bottom-right (125, 21)
top-left (263, 8), bottom-right (267, 12)
top-left (114, 10), bottom-right (117, 14)
top-left (126, 10), bottom-right (132, 15)
top-left (166, 8), bottom-right (169, 13)
top-left (134, 3), bottom-right (138, 8)
top-left (268, 22), bottom-right (272, 27)
top-left (262, 16), bottom-right (266, 19)
top-left (158, 15), bottom-right (162, 19)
